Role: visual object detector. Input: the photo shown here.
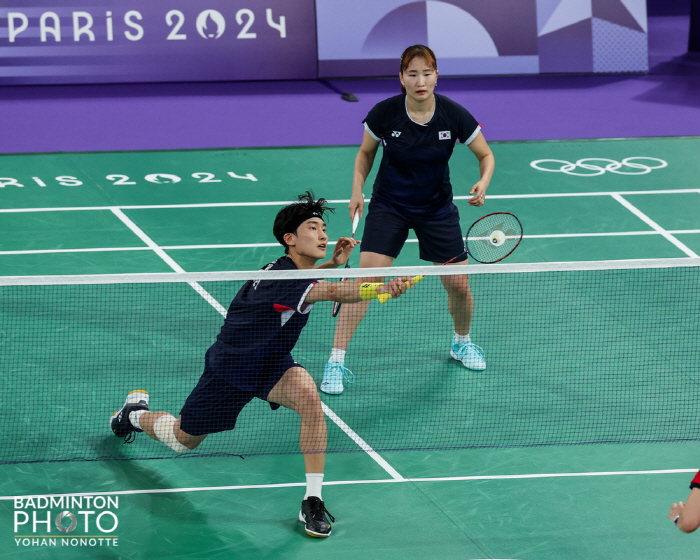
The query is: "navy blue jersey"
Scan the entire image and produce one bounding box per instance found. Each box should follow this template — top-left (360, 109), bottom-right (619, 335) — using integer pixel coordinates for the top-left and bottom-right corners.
top-left (208, 256), bottom-right (317, 385)
top-left (363, 93), bottom-right (480, 219)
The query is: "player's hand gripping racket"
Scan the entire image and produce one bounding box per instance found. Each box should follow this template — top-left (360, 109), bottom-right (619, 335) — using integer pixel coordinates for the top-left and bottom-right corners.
top-left (332, 212), bottom-right (360, 317)
top-left (445, 212), bottom-right (523, 265)
top-left (377, 275), bottom-right (424, 303)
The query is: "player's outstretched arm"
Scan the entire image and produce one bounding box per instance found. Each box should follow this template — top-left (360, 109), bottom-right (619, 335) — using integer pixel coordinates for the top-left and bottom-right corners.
top-left (669, 488), bottom-right (700, 533)
top-left (305, 276), bottom-right (419, 305)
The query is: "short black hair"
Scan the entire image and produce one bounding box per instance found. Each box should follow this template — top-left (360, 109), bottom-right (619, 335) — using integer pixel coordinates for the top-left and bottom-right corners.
top-left (273, 191), bottom-right (335, 254)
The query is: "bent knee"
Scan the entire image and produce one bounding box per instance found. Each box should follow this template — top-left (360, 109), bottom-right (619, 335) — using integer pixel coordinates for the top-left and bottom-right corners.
top-left (295, 389), bottom-right (324, 415)
top-left (174, 418), bottom-right (207, 450)
top-left (154, 415), bottom-right (196, 453)
top-left (181, 438), bottom-right (202, 451)
top-left (442, 277), bottom-right (471, 296)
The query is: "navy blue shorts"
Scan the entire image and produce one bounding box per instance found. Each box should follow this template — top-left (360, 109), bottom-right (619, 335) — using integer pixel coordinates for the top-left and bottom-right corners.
top-left (179, 349), bottom-right (296, 437)
top-left (360, 203), bottom-right (465, 263)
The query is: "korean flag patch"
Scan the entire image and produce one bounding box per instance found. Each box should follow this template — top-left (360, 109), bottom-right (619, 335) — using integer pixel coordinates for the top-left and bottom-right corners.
top-left (439, 131), bottom-right (451, 140)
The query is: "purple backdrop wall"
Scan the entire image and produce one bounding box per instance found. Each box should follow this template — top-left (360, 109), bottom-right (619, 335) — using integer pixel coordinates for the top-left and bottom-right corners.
top-left (316, 0), bottom-right (649, 78)
top-left (0, 1), bottom-right (317, 85)
top-left (2, 1), bottom-right (652, 85)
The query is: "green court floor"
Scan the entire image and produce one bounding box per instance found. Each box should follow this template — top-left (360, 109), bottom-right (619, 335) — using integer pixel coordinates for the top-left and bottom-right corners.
top-left (1, 137), bottom-right (700, 560)
top-left (1, 136), bottom-right (700, 275)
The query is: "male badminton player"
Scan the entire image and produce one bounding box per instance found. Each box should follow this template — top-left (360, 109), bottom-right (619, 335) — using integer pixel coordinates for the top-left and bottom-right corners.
top-left (668, 469), bottom-right (700, 532)
top-left (322, 44), bottom-right (495, 395)
top-left (110, 192), bottom-right (416, 538)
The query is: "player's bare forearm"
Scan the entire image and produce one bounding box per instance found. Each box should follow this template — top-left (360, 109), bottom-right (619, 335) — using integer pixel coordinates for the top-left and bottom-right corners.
top-left (306, 280), bottom-right (364, 304)
top-left (669, 488), bottom-right (700, 533)
top-left (477, 152), bottom-right (495, 187)
top-left (468, 132), bottom-right (494, 205)
top-left (350, 132), bottom-right (379, 218)
top-left (354, 150), bottom-right (375, 189)
top-left (350, 155), bottom-right (373, 218)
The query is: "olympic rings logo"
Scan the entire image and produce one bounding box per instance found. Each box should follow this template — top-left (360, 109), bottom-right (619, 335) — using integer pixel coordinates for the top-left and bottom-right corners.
top-left (530, 157), bottom-right (668, 176)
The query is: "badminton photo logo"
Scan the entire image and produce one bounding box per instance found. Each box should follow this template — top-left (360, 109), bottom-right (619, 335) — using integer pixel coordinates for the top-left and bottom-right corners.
top-left (439, 131), bottom-right (451, 140)
top-left (55, 511), bottom-right (77, 533)
top-left (12, 495), bottom-right (119, 548)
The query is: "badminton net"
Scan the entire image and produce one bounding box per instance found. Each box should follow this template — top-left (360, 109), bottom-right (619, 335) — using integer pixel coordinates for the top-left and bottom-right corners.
top-left (1, 257), bottom-right (699, 464)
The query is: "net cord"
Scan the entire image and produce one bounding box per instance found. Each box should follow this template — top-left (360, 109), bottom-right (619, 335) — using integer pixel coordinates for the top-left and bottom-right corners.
top-left (1, 257), bottom-right (699, 286)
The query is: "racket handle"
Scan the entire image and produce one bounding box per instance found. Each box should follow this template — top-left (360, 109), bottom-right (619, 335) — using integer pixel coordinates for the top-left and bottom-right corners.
top-left (378, 276), bottom-right (424, 303)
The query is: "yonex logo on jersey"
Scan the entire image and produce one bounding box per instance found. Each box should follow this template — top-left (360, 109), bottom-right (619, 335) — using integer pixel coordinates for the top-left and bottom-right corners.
top-left (391, 131), bottom-right (401, 137)
top-left (439, 131), bottom-right (451, 140)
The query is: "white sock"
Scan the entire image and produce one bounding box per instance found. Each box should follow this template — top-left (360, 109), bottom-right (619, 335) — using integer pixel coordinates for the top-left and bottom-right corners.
top-left (129, 410), bottom-right (145, 429)
top-left (328, 349), bottom-right (346, 364)
top-left (454, 332), bottom-right (471, 344)
top-left (304, 473), bottom-right (324, 500)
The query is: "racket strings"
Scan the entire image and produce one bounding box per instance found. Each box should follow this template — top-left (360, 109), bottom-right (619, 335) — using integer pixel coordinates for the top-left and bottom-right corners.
top-left (465, 213), bottom-right (522, 264)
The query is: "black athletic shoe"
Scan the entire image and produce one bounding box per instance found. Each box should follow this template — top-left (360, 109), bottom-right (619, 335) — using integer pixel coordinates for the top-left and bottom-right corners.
top-left (299, 496), bottom-right (335, 538)
top-left (110, 390), bottom-right (149, 443)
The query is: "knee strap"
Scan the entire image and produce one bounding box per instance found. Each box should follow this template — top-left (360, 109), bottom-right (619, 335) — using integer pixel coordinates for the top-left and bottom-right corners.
top-left (153, 415), bottom-right (189, 453)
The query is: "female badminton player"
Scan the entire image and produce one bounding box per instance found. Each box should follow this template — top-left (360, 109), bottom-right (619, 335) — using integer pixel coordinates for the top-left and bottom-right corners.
top-left (110, 192), bottom-right (417, 538)
top-left (321, 44), bottom-right (496, 395)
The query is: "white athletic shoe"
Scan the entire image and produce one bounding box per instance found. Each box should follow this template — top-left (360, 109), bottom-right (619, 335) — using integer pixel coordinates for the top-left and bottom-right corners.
top-left (450, 337), bottom-right (486, 371)
top-left (110, 390), bottom-right (149, 443)
top-left (320, 363), bottom-right (354, 395)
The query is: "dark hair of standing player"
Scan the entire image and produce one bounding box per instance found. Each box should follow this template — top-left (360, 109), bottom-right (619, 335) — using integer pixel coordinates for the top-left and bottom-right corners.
top-left (273, 191), bottom-right (335, 254)
top-left (399, 44), bottom-right (438, 94)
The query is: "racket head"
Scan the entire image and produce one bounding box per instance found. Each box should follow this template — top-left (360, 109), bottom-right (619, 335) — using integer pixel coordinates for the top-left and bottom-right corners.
top-left (465, 212), bottom-right (523, 264)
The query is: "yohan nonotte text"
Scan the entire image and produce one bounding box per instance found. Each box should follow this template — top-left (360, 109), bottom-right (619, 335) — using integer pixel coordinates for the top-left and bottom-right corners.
top-left (14, 495), bottom-right (119, 547)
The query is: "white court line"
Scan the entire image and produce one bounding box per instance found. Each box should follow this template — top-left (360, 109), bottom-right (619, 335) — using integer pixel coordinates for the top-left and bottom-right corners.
top-left (110, 208), bottom-right (186, 273)
top-left (0, 243), bottom-right (280, 256)
top-left (0, 201), bottom-right (300, 213)
top-left (0, 468), bottom-right (695, 501)
top-left (109, 208), bottom-right (399, 479)
top-left (110, 208), bottom-right (228, 316)
top-left (467, 189), bottom-right (700, 200)
top-left (321, 403), bottom-right (404, 481)
top-left (1, 188), bottom-right (700, 213)
top-left (611, 194), bottom-right (700, 258)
